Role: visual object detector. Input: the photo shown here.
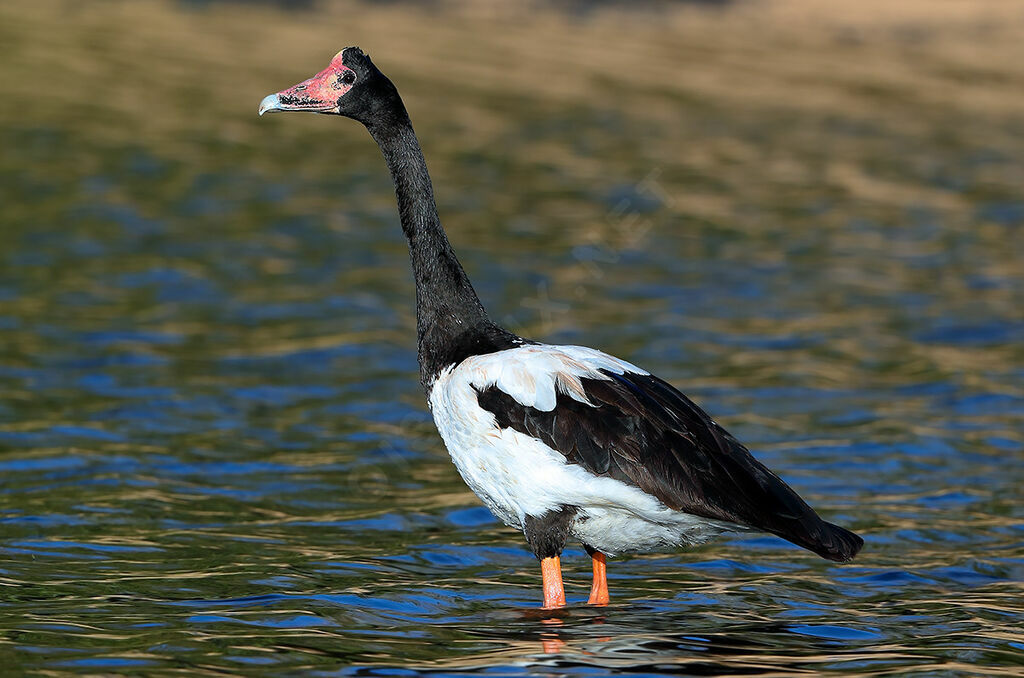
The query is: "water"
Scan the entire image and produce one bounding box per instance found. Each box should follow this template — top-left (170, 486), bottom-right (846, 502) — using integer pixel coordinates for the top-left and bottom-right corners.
top-left (1, 1), bottom-right (1022, 674)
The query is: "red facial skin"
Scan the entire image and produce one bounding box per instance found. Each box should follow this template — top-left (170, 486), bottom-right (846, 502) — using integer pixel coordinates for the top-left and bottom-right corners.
top-left (273, 50), bottom-right (356, 113)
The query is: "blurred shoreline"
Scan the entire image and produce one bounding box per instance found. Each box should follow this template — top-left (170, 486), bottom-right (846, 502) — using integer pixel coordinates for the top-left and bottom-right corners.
top-left (4, 0), bottom-right (1024, 141)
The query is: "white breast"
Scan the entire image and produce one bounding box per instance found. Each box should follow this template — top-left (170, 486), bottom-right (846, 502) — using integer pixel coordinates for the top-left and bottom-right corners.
top-left (426, 344), bottom-right (741, 555)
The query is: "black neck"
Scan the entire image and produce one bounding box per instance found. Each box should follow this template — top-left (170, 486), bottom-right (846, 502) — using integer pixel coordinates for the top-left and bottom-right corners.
top-left (366, 105), bottom-right (516, 388)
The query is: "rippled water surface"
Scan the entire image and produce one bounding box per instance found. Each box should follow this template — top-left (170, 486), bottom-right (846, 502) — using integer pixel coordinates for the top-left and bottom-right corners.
top-left (2, 1), bottom-right (1023, 675)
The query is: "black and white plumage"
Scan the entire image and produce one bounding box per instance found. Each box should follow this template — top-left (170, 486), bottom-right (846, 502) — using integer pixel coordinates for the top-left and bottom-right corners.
top-left (430, 342), bottom-right (861, 562)
top-left (261, 47), bottom-right (863, 608)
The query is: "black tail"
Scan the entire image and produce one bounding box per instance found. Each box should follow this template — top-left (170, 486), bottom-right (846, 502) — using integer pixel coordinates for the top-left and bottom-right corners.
top-left (786, 520), bottom-right (864, 563)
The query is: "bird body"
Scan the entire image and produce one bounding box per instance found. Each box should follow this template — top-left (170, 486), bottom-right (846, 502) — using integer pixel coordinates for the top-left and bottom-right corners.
top-left (260, 47), bottom-right (863, 608)
top-left (429, 342), bottom-right (743, 557)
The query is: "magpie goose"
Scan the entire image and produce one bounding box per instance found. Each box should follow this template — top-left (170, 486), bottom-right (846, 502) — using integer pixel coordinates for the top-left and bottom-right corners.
top-left (260, 47), bottom-right (863, 609)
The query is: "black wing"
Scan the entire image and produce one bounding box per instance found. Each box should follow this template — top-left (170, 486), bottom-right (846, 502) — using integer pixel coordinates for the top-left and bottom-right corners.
top-left (475, 369), bottom-right (862, 562)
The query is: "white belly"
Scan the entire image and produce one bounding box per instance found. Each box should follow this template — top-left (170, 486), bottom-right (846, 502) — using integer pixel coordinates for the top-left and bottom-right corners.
top-left (428, 363), bottom-right (741, 556)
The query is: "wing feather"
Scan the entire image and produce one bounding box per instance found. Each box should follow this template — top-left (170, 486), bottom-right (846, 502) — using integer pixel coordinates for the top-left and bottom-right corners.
top-left (470, 346), bottom-right (863, 562)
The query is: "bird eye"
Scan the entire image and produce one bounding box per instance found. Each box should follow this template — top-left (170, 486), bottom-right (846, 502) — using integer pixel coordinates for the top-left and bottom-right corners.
top-left (341, 71), bottom-right (356, 85)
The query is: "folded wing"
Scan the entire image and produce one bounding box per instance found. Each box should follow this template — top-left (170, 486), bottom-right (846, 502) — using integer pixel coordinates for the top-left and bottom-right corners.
top-left (472, 347), bottom-right (862, 562)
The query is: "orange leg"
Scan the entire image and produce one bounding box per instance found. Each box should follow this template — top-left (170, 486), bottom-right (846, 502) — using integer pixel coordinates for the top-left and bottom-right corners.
top-left (587, 551), bottom-right (609, 606)
top-left (540, 556), bottom-right (566, 609)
